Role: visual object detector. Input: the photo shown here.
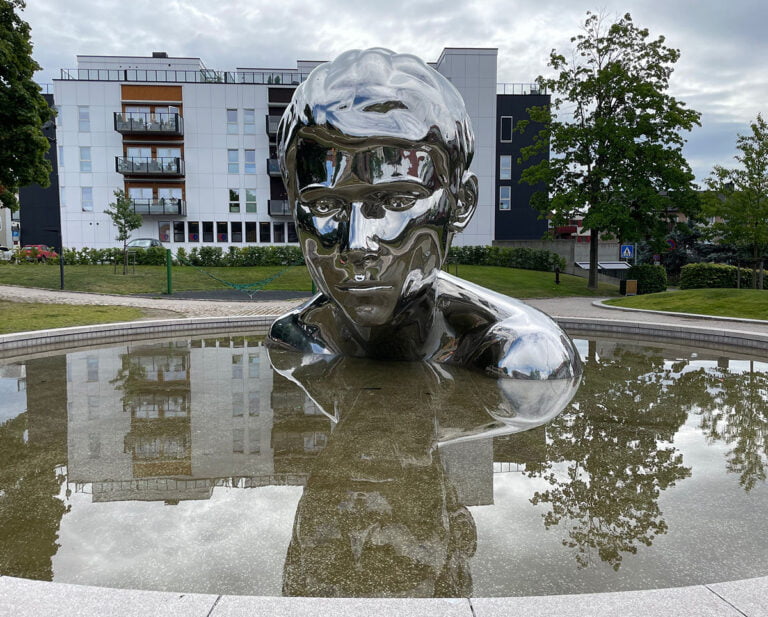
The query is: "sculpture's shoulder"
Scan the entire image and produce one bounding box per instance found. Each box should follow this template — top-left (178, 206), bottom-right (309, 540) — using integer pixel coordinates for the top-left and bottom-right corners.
top-left (266, 296), bottom-right (337, 355)
top-left (435, 272), bottom-right (582, 380)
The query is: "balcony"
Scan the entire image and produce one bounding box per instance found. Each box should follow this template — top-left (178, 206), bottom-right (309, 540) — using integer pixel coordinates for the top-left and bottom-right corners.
top-left (267, 158), bottom-right (281, 176)
top-left (266, 115), bottom-right (281, 135)
top-left (116, 157), bottom-right (185, 177)
top-left (114, 112), bottom-right (184, 136)
top-left (268, 200), bottom-right (291, 216)
top-left (130, 198), bottom-right (186, 216)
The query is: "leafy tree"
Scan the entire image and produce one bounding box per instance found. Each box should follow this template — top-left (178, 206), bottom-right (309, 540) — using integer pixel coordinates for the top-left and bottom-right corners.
top-left (0, 0), bottom-right (54, 212)
top-left (703, 114), bottom-right (768, 289)
top-left (519, 12), bottom-right (701, 289)
top-left (105, 189), bottom-right (143, 274)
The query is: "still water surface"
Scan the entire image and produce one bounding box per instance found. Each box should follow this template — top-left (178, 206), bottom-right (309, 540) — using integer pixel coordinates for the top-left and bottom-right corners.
top-left (1, 333), bottom-right (767, 597)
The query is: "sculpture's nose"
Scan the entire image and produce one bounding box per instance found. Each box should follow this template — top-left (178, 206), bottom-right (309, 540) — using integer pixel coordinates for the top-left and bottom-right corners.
top-left (339, 203), bottom-right (380, 268)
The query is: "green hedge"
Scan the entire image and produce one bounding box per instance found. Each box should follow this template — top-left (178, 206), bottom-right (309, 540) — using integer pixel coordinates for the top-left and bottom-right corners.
top-left (448, 246), bottom-right (565, 272)
top-left (626, 264), bottom-right (667, 294)
top-left (680, 263), bottom-right (754, 289)
top-left (178, 245), bottom-right (305, 267)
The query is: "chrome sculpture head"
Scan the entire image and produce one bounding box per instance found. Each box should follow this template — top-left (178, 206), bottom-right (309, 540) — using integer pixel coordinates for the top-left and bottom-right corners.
top-left (278, 48), bottom-right (478, 327)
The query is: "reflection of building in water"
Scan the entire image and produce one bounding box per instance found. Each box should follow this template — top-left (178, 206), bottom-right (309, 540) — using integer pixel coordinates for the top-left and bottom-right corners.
top-left (271, 373), bottom-right (332, 475)
top-left (65, 336), bottom-right (509, 507)
top-left (66, 336), bottom-right (297, 503)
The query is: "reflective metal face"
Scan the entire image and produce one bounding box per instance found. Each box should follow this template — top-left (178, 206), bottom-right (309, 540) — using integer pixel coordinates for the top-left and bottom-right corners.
top-left (292, 134), bottom-right (456, 327)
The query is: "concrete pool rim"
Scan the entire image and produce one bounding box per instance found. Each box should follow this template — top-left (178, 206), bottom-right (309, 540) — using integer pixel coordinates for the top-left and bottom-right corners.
top-left (2, 314), bottom-right (768, 616)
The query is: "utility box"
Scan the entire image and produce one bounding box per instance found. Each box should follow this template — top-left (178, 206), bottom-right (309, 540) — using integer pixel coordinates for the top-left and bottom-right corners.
top-left (621, 279), bottom-right (638, 296)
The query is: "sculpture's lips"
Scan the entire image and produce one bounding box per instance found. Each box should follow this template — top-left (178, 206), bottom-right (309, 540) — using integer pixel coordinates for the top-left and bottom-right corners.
top-left (335, 282), bottom-right (393, 291)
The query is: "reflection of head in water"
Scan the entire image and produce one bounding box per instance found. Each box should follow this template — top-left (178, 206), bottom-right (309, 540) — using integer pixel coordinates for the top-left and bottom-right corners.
top-left (280, 357), bottom-right (477, 597)
top-left (283, 447), bottom-right (476, 597)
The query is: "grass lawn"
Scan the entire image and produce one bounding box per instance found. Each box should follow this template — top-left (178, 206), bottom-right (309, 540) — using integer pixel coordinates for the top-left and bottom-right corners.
top-left (0, 301), bottom-right (151, 335)
top-left (0, 262), bottom-right (618, 298)
top-left (605, 288), bottom-right (768, 321)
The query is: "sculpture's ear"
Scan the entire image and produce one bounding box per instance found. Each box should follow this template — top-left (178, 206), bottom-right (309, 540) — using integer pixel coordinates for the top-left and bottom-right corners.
top-left (451, 171), bottom-right (478, 232)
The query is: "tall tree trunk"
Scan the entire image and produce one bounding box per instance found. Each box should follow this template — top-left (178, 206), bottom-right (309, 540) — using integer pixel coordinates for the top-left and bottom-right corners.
top-left (759, 258), bottom-right (765, 290)
top-left (753, 246), bottom-right (759, 289)
top-left (588, 228), bottom-right (599, 290)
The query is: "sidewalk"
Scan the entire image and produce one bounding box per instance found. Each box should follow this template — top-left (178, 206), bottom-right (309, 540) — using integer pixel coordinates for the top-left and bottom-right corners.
top-left (2, 284), bottom-right (767, 336)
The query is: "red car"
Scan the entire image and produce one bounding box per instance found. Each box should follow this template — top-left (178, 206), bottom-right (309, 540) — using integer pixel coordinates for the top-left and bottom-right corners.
top-left (15, 244), bottom-right (58, 262)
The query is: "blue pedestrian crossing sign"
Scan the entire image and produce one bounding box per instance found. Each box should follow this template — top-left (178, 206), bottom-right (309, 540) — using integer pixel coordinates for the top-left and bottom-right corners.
top-left (620, 244), bottom-right (635, 259)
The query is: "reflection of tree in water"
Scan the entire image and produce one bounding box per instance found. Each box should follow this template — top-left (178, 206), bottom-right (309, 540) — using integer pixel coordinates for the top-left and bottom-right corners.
top-left (0, 356), bottom-right (69, 581)
top-left (681, 361), bottom-right (768, 492)
top-left (527, 344), bottom-right (691, 570)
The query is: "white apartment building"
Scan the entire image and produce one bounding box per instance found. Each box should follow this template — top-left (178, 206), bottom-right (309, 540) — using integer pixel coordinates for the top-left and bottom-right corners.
top-left (52, 49), bottom-right (500, 251)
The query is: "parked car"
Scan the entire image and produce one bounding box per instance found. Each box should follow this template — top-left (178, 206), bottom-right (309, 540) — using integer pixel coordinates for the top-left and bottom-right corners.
top-left (0, 246), bottom-right (14, 261)
top-left (126, 238), bottom-right (164, 249)
top-left (15, 244), bottom-right (58, 262)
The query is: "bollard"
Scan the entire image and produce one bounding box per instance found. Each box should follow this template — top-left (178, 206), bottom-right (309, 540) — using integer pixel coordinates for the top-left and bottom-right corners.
top-left (166, 249), bottom-right (173, 295)
top-left (555, 266), bottom-right (561, 285)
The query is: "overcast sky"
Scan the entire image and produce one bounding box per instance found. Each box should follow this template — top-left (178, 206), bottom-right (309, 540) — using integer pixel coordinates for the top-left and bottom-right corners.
top-left (21, 0), bottom-right (768, 183)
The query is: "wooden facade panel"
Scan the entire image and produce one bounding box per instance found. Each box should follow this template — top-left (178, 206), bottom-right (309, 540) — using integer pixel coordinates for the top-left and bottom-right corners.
top-left (121, 84), bottom-right (183, 102)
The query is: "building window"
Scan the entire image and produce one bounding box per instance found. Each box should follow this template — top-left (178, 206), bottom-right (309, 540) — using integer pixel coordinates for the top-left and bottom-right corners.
top-left (500, 116), bottom-right (513, 142)
top-left (232, 354), bottom-right (243, 379)
top-left (158, 187), bottom-right (182, 211)
top-left (228, 149), bottom-right (239, 174)
top-left (231, 221), bottom-right (243, 242)
top-left (287, 222), bottom-right (298, 243)
top-left (79, 147), bottom-right (91, 172)
top-left (81, 187), bottom-right (93, 212)
top-left (188, 221), bottom-right (200, 242)
top-left (173, 221), bottom-right (185, 242)
top-left (226, 108), bottom-right (238, 134)
top-left (217, 221), bottom-right (228, 242)
top-left (232, 391), bottom-right (244, 417)
top-left (259, 222), bottom-right (271, 243)
top-left (248, 353), bottom-right (260, 378)
top-left (245, 188), bottom-right (257, 213)
top-left (233, 429), bottom-right (244, 454)
top-left (248, 391), bottom-right (260, 416)
top-left (249, 431), bottom-right (260, 455)
top-left (244, 149), bottom-right (256, 173)
top-left (273, 222), bottom-right (285, 243)
top-left (78, 106), bottom-right (90, 132)
top-left (499, 155), bottom-right (512, 180)
top-left (202, 221), bottom-right (214, 242)
top-left (243, 109), bottom-right (255, 134)
top-left (245, 221), bottom-right (257, 242)
top-left (499, 186), bottom-right (511, 210)
top-left (229, 189), bottom-right (240, 213)
top-left (158, 221), bottom-right (170, 243)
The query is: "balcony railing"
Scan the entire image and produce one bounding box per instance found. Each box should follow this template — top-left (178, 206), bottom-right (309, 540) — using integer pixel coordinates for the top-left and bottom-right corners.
top-left (266, 115), bottom-right (281, 135)
top-left (60, 68), bottom-right (310, 85)
top-left (267, 158), bottom-right (280, 176)
top-left (130, 198), bottom-right (186, 216)
top-left (268, 200), bottom-right (291, 216)
top-left (114, 112), bottom-right (183, 135)
top-left (116, 157), bottom-right (185, 176)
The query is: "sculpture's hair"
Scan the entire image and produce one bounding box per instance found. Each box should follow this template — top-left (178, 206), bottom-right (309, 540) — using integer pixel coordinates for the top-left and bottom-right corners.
top-left (277, 48), bottom-right (475, 190)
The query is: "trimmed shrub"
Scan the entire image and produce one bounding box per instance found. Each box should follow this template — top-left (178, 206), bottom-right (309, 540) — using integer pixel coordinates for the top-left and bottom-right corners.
top-left (626, 264), bottom-right (667, 294)
top-left (680, 263), bottom-right (754, 289)
top-left (447, 246), bottom-right (565, 272)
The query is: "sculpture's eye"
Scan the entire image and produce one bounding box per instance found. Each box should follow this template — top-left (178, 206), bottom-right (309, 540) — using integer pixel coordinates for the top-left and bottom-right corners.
top-left (308, 198), bottom-right (342, 216)
top-left (383, 195), bottom-right (418, 211)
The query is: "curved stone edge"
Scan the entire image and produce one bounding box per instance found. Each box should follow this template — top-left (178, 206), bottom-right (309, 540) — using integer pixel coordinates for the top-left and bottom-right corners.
top-left (593, 299), bottom-right (768, 326)
top-left (0, 316), bottom-right (275, 358)
top-left (1, 574), bottom-right (766, 617)
top-left (2, 316), bottom-right (768, 615)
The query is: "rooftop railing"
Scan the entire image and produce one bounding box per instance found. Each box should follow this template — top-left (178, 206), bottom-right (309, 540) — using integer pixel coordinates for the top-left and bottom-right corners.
top-left (496, 82), bottom-right (548, 95)
top-left (60, 68), bottom-right (310, 85)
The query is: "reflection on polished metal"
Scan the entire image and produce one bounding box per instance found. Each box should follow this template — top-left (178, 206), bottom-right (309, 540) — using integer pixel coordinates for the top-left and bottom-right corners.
top-left (268, 48), bottom-right (581, 380)
top-left (271, 351), bottom-right (579, 596)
